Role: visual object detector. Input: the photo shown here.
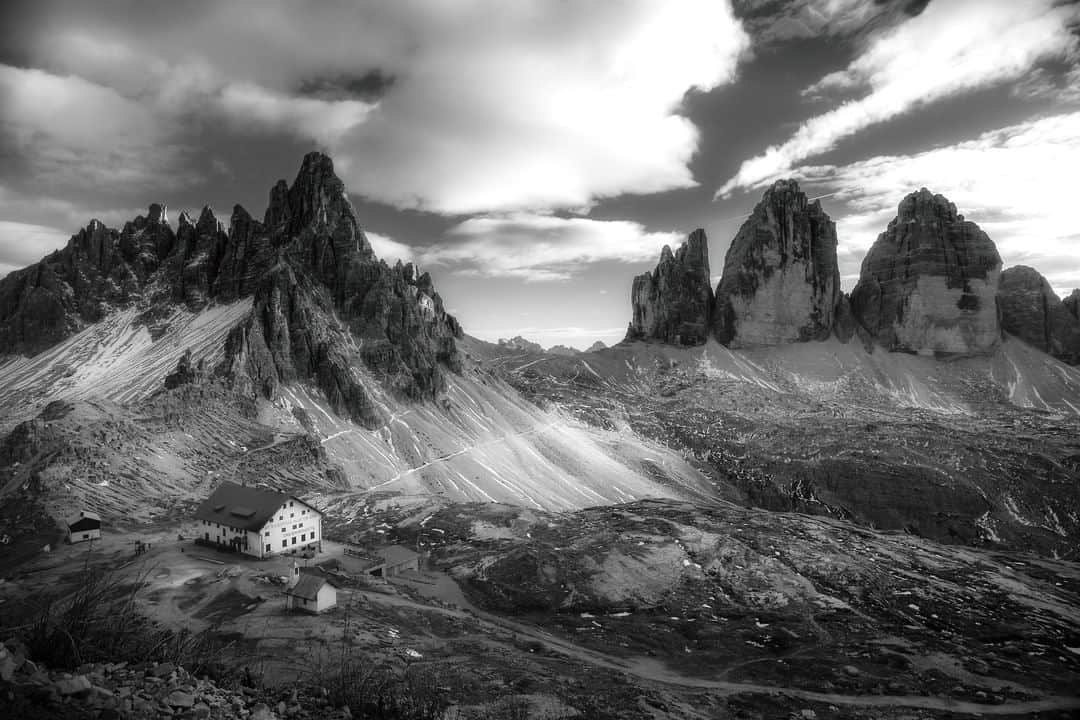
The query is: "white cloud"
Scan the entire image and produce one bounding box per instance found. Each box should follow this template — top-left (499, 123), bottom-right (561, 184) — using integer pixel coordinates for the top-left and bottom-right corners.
top-left (420, 214), bottom-right (682, 282)
top-left (0, 221), bottom-right (71, 269)
top-left (24, 1), bottom-right (749, 215)
top-left (0, 64), bottom-right (195, 190)
top-left (797, 112), bottom-right (1080, 295)
top-left (218, 83), bottom-right (374, 146)
top-left (366, 231), bottom-right (415, 264)
top-left (718, 0), bottom-right (1080, 197)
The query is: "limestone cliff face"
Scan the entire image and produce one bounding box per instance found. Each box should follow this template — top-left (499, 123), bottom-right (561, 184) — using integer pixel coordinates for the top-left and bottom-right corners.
top-left (850, 189), bottom-right (1002, 357)
top-left (1065, 289), bottom-right (1080, 322)
top-left (713, 180), bottom-right (841, 347)
top-left (626, 229), bottom-right (713, 346)
top-left (999, 266), bottom-right (1080, 365)
top-left (0, 152), bottom-right (463, 428)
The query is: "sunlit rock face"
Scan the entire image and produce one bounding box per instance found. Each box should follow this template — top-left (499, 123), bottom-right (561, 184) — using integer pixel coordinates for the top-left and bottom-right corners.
top-left (851, 189), bottom-right (1002, 357)
top-left (626, 229), bottom-right (714, 346)
top-left (713, 180), bottom-right (841, 347)
top-left (999, 266), bottom-right (1080, 365)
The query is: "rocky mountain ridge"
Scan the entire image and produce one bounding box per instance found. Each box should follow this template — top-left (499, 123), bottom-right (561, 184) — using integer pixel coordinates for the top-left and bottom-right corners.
top-left (0, 153), bottom-right (463, 428)
top-left (628, 181), bottom-right (1076, 364)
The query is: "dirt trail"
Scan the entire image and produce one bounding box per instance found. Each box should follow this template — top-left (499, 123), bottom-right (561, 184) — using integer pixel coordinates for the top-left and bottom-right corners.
top-left (356, 584), bottom-right (1080, 716)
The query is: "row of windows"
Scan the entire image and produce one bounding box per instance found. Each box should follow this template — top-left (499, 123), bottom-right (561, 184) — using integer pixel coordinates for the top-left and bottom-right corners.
top-left (276, 507), bottom-right (311, 522)
top-left (264, 521), bottom-right (317, 537)
top-left (265, 532), bottom-right (313, 553)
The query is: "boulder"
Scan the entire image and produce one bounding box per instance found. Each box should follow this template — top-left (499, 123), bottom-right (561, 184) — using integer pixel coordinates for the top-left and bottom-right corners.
top-left (626, 229), bottom-right (713, 345)
top-left (850, 188), bottom-right (1002, 356)
top-left (999, 266), bottom-right (1080, 364)
top-left (713, 180), bottom-right (841, 347)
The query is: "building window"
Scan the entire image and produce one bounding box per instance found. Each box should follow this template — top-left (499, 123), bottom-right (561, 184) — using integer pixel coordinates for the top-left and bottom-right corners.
top-left (290, 501), bottom-right (294, 507)
top-left (292, 537), bottom-right (297, 545)
top-left (290, 513), bottom-right (295, 518)
top-left (265, 544), bottom-right (271, 553)
top-left (265, 531), bottom-right (270, 537)
top-left (282, 540), bottom-right (287, 548)
top-left (301, 534), bottom-right (306, 542)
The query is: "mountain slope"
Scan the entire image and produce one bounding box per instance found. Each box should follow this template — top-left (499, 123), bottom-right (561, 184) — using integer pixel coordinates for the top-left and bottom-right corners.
top-left (485, 336), bottom-right (1080, 556)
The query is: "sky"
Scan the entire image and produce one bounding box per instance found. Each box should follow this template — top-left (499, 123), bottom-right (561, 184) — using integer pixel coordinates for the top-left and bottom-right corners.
top-left (1, 0), bottom-right (1078, 350)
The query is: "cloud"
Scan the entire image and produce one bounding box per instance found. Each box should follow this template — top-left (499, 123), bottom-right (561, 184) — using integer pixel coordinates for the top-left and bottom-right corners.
top-left (366, 231), bottom-right (415, 264)
top-left (736, 0), bottom-right (926, 43)
top-left (718, 0), bottom-right (1080, 197)
top-left (0, 221), bottom-right (70, 278)
top-left (13, 1), bottom-right (749, 215)
top-left (420, 214), bottom-right (682, 282)
top-left (218, 83), bottom-right (374, 146)
top-left (0, 64), bottom-right (195, 191)
top-left (795, 112), bottom-right (1080, 295)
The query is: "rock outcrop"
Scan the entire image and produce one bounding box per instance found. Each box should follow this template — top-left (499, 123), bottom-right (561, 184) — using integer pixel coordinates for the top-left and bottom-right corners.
top-left (585, 341), bottom-right (607, 353)
top-left (713, 180), bottom-right (841, 347)
top-left (626, 229), bottom-right (713, 345)
top-left (0, 152), bottom-right (463, 428)
top-left (999, 266), bottom-right (1080, 364)
top-left (850, 189), bottom-right (1002, 356)
top-left (497, 336), bottom-right (544, 353)
top-left (1065, 289), bottom-right (1080, 322)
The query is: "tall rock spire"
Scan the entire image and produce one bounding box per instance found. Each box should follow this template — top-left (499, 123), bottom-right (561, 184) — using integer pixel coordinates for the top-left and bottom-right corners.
top-left (713, 179), bottom-right (841, 347)
top-left (626, 229), bottom-right (713, 346)
top-left (850, 189), bottom-right (1001, 356)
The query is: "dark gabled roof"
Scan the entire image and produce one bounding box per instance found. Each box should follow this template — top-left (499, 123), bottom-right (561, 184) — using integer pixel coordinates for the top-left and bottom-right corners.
top-left (377, 545), bottom-right (420, 566)
top-left (66, 511), bottom-right (101, 528)
top-left (68, 515), bottom-right (101, 532)
top-left (194, 481), bottom-right (320, 532)
top-left (285, 574), bottom-right (333, 601)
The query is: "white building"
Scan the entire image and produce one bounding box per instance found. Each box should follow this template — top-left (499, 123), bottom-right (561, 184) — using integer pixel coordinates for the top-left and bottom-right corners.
top-left (284, 562), bottom-right (337, 614)
top-left (194, 481), bottom-right (322, 559)
top-left (67, 511), bottom-right (101, 544)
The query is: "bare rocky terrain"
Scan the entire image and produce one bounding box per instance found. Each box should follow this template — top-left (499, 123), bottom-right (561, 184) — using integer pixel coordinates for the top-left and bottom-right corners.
top-left (2, 159), bottom-right (1079, 718)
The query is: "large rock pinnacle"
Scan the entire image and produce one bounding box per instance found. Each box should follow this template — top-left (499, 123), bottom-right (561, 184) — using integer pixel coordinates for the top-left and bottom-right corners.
top-left (850, 189), bottom-right (1002, 357)
top-left (713, 179), bottom-right (841, 347)
top-left (626, 229), bottom-right (713, 346)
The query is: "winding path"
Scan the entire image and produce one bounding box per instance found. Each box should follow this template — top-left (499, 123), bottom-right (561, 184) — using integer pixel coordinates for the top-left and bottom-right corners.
top-left (353, 583), bottom-right (1080, 716)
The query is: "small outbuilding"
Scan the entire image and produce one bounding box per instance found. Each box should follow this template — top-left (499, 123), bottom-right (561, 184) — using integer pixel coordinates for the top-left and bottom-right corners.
top-left (284, 563), bottom-right (337, 614)
top-left (67, 511), bottom-right (101, 544)
top-left (365, 545), bottom-right (421, 578)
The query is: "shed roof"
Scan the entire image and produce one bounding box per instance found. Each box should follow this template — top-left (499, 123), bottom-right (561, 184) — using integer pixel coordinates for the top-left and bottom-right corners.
top-left (284, 574), bottom-right (332, 601)
top-left (66, 510), bottom-right (101, 527)
top-left (194, 481), bottom-right (320, 532)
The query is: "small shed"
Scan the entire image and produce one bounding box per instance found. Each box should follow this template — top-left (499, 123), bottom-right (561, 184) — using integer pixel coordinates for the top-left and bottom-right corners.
top-left (366, 545), bottom-right (421, 578)
top-left (284, 563), bottom-right (337, 614)
top-left (67, 511), bottom-right (101, 544)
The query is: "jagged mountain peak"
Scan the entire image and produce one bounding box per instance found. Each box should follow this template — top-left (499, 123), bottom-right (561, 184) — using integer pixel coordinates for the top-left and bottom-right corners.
top-left (0, 152), bottom-right (462, 428)
top-left (626, 228), bottom-right (713, 346)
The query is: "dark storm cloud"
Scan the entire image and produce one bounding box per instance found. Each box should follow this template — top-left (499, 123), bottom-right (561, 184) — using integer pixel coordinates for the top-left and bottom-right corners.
top-left (297, 71), bottom-right (396, 103)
